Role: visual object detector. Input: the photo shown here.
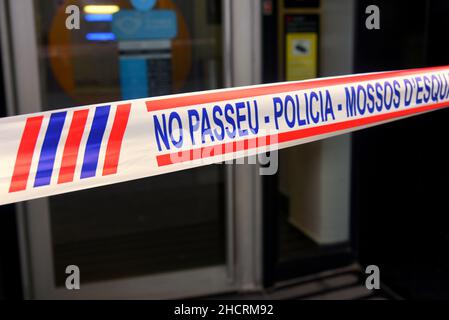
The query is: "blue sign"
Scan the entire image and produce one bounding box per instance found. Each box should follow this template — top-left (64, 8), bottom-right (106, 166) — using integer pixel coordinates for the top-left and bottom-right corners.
top-left (131, 0), bottom-right (156, 11)
top-left (112, 10), bottom-right (177, 40)
top-left (119, 58), bottom-right (149, 100)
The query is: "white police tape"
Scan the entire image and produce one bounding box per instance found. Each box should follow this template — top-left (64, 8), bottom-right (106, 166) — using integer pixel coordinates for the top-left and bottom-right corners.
top-left (1, 66), bottom-right (449, 205)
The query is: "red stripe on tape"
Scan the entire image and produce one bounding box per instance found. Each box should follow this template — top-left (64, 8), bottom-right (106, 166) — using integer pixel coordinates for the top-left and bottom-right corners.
top-left (9, 116), bottom-right (44, 192)
top-left (146, 66), bottom-right (449, 112)
top-left (102, 103), bottom-right (131, 176)
top-left (58, 109), bottom-right (89, 184)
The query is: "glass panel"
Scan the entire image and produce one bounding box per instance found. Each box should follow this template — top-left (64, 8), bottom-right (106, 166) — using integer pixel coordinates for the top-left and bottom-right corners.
top-left (277, 145), bottom-right (349, 264)
top-left (262, 2), bottom-right (352, 280)
top-left (33, 0), bottom-right (225, 286)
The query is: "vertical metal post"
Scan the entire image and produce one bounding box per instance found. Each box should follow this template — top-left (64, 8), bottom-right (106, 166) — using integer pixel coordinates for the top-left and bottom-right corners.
top-left (223, 0), bottom-right (236, 283)
top-left (230, 0), bottom-right (263, 291)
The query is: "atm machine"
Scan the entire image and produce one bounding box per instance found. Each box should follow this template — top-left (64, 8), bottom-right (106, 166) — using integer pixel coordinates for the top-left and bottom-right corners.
top-left (112, 0), bottom-right (177, 99)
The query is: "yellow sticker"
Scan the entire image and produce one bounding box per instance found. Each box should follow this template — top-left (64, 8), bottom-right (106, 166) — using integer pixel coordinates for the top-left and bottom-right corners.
top-left (286, 32), bottom-right (317, 81)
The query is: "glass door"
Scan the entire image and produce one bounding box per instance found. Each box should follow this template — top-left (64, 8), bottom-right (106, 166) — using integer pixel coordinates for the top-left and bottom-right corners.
top-left (5, 0), bottom-right (247, 299)
top-left (261, 0), bottom-right (355, 286)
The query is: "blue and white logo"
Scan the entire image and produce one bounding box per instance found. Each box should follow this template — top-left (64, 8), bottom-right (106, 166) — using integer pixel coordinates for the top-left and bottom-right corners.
top-left (131, 0), bottom-right (157, 11)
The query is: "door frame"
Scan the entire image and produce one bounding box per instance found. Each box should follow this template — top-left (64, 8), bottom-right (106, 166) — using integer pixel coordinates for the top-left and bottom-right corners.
top-left (1, 0), bottom-right (263, 299)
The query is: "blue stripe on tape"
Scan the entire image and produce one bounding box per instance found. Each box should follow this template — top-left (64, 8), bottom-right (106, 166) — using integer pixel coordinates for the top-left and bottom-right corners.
top-left (81, 105), bottom-right (110, 179)
top-left (34, 112), bottom-right (67, 187)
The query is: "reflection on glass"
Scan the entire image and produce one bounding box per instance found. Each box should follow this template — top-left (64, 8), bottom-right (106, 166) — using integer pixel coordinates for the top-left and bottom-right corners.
top-left (34, 0), bottom-right (225, 285)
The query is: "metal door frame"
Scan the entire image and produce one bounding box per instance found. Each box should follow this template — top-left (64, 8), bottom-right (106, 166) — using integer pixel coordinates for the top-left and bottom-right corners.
top-left (0, 0), bottom-right (263, 299)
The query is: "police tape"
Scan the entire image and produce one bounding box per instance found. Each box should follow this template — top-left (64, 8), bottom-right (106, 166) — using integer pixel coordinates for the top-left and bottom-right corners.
top-left (1, 65), bottom-right (449, 205)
